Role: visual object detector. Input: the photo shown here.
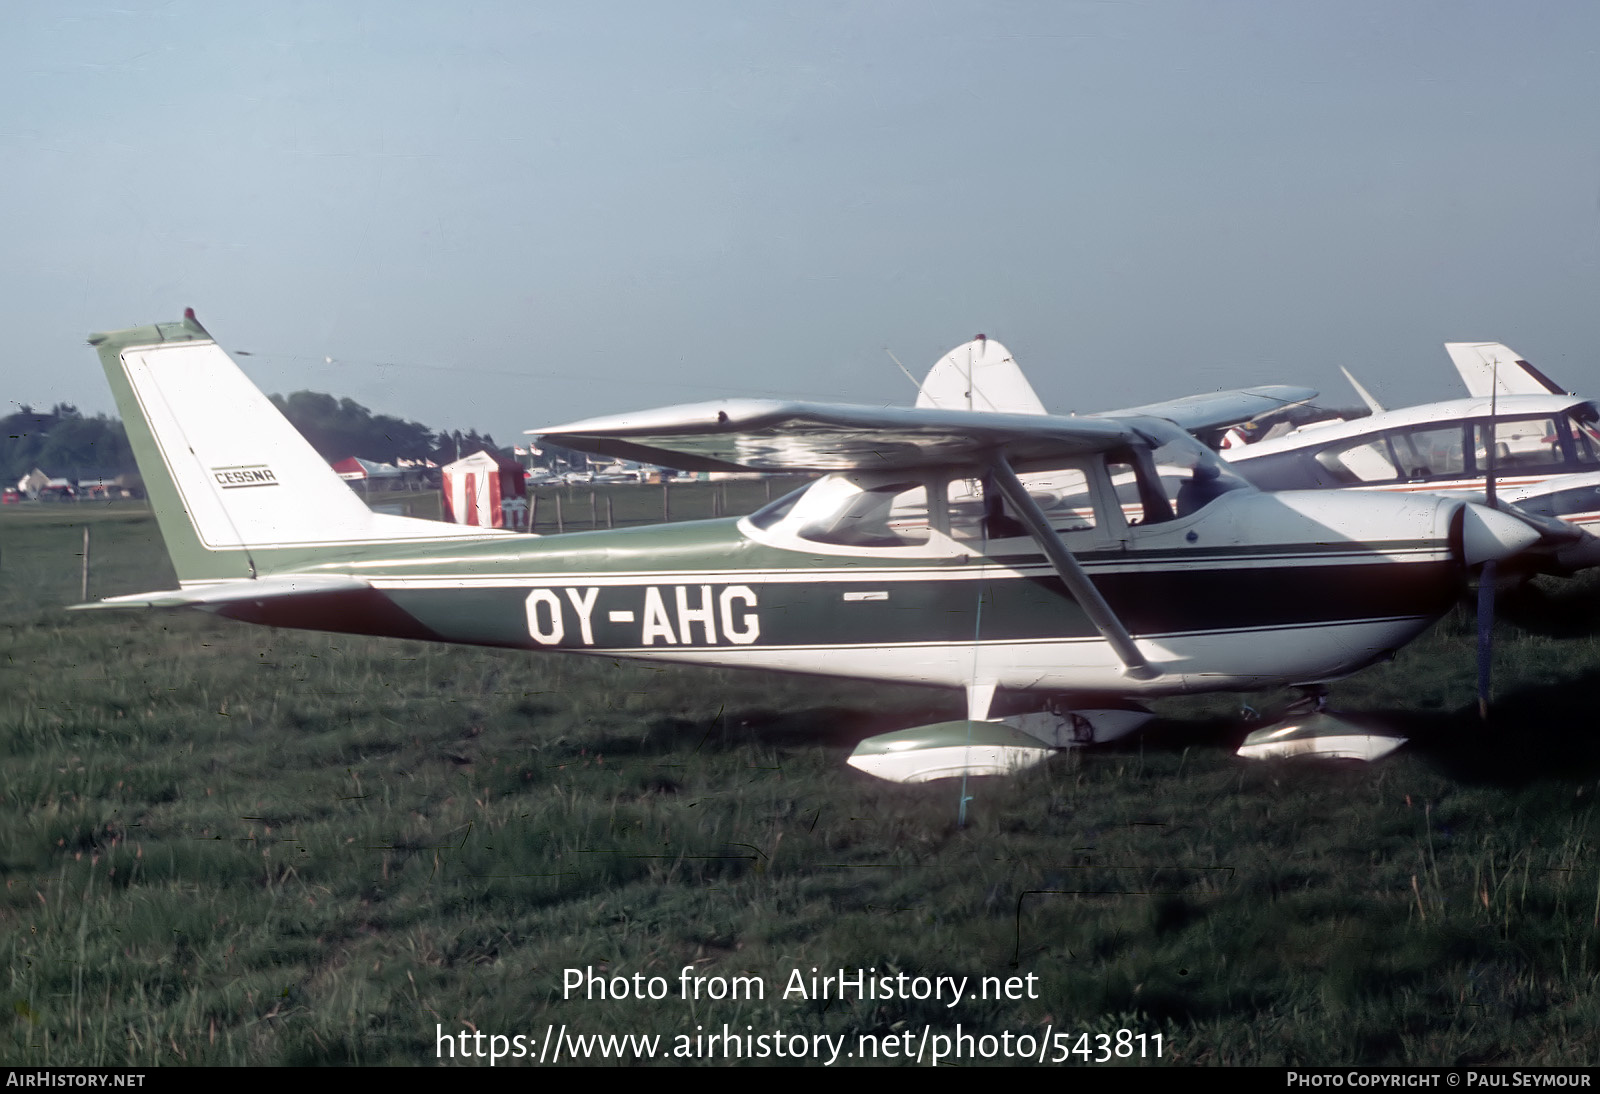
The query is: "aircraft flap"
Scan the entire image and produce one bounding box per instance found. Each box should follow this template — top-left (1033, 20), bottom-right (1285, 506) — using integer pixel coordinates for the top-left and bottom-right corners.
top-left (1094, 385), bottom-right (1319, 433)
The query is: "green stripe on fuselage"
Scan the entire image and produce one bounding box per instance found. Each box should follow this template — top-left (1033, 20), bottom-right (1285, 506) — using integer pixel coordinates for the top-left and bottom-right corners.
top-left (294, 519), bottom-right (1459, 651)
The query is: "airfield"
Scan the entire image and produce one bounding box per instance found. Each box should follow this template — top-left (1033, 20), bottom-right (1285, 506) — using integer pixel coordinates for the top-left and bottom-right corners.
top-left (6, 487), bottom-right (1600, 1066)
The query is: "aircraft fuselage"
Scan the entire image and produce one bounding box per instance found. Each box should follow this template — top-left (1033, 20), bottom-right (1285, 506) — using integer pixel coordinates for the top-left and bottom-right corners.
top-left (211, 488), bottom-right (1467, 697)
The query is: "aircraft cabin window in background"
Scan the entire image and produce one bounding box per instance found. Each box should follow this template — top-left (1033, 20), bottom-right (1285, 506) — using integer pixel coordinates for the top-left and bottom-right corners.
top-left (1473, 416), bottom-right (1588, 474)
top-left (1313, 438), bottom-right (1400, 485)
top-left (1390, 425), bottom-right (1467, 481)
top-left (947, 466), bottom-right (1099, 545)
top-left (1566, 403), bottom-right (1600, 464)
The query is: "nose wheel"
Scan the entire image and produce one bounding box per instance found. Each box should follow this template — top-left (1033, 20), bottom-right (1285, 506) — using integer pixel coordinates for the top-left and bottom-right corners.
top-left (1284, 685), bottom-right (1329, 716)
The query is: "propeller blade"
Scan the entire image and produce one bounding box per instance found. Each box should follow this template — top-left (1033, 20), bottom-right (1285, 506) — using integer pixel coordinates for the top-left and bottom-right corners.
top-left (1479, 358), bottom-right (1498, 720)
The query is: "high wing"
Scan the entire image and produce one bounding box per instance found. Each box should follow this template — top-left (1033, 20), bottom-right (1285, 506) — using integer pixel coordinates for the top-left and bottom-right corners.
top-left (536, 398), bottom-right (1158, 679)
top-left (1093, 385), bottom-right (1319, 434)
top-left (532, 398), bottom-right (1136, 473)
top-left (1445, 342), bottom-right (1569, 398)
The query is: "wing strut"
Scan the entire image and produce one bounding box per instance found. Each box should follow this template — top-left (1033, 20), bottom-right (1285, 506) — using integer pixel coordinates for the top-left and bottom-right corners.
top-left (987, 455), bottom-right (1159, 680)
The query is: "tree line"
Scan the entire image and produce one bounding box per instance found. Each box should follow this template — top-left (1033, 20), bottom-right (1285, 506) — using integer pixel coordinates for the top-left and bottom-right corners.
top-left (1, 394), bottom-right (513, 485)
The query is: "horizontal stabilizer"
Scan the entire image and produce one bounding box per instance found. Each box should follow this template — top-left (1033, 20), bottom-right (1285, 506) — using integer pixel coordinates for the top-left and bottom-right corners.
top-left (69, 574), bottom-right (370, 611)
top-left (533, 399), bottom-right (1133, 473)
top-left (1095, 386), bottom-right (1318, 434)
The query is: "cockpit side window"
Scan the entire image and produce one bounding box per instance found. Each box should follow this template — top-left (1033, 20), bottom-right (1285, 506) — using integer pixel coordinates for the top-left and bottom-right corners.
top-left (947, 464), bottom-right (1103, 545)
top-left (1391, 425), bottom-right (1467, 480)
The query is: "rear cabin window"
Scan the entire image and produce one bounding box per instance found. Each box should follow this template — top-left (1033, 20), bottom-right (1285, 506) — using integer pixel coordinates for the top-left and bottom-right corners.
top-left (1313, 438), bottom-right (1400, 484)
top-left (947, 468), bottom-right (1098, 545)
top-left (1390, 425), bottom-right (1466, 480)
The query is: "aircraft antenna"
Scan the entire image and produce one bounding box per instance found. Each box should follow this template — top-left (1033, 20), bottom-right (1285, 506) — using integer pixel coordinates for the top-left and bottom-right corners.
top-left (963, 338), bottom-right (976, 412)
top-left (884, 348), bottom-right (930, 402)
top-left (1477, 359), bottom-right (1499, 719)
top-left (957, 479), bottom-right (992, 829)
top-left (1339, 366), bottom-right (1387, 415)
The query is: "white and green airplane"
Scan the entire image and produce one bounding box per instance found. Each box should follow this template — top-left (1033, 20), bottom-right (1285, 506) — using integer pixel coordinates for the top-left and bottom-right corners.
top-left (76, 311), bottom-right (1543, 781)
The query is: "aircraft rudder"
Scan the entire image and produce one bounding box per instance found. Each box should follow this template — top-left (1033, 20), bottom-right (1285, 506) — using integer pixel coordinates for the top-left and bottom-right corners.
top-left (88, 312), bottom-right (396, 584)
top-left (90, 316), bottom-right (252, 583)
top-left (916, 335), bottom-right (1047, 415)
top-left (1444, 341), bottom-right (1566, 398)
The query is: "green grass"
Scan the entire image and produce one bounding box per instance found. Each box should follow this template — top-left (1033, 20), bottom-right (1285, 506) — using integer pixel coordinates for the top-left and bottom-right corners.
top-left (5, 498), bottom-right (1600, 1065)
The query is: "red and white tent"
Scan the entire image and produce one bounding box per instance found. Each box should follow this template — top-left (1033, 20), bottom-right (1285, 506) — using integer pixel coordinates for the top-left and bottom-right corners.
top-left (441, 450), bottom-right (525, 527)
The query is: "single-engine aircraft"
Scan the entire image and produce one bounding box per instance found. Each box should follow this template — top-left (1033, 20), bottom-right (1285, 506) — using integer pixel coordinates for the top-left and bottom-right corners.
top-left (76, 312), bottom-right (1544, 781)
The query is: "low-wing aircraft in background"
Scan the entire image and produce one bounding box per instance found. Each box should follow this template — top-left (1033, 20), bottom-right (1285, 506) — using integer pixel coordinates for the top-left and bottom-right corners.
top-left (920, 336), bottom-right (1600, 577)
top-left (75, 313), bottom-right (1543, 781)
top-left (1219, 342), bottom-right (1600, 575)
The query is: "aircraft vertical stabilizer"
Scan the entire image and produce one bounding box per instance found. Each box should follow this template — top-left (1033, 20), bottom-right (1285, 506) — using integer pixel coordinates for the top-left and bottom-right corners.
top-left (88, 311), bottom-right (501, 585)
top-left (1444, 342), bottom-right (1568, 399)
top-left (915, 336), bottom-right (1048, 415)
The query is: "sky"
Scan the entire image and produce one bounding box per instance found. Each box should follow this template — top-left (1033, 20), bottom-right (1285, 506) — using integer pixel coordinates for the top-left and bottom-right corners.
top-left (5, 2), bottom-right (1600, 450)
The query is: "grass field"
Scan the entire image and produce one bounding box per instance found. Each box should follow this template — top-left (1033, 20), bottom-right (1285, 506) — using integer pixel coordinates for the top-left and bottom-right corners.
top-left (6, 494), bottom-right (1600, 1066)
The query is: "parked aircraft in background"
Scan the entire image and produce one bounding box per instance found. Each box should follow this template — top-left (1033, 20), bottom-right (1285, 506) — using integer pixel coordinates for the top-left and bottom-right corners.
top-left (919, 337), bottom-right (1600, 577)
top-left (1219, 343), bottom-right (1600, 575)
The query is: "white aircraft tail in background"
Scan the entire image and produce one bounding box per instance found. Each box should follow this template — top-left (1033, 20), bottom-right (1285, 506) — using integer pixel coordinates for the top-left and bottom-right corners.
top-left (1445, 342), bottom-right (1570, 399)
top-left (914, 335), bottom-right (1047, 415)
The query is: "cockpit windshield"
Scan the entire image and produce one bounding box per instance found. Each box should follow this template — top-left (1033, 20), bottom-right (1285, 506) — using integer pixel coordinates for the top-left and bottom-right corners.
top-left (1565, 403), bottom-right (1600, 464)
